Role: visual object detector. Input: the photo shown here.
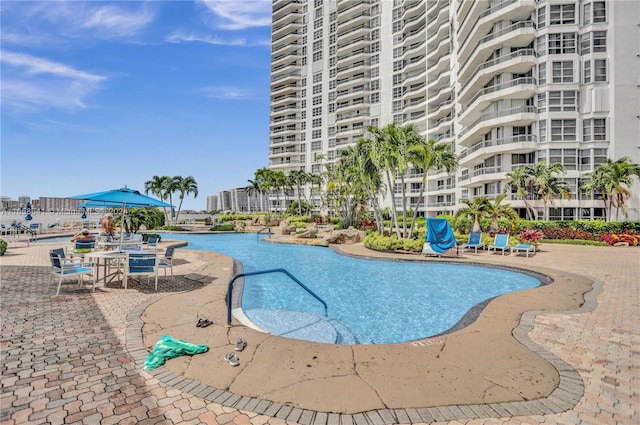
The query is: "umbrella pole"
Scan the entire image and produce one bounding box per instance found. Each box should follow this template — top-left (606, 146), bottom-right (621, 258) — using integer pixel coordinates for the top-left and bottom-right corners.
top-left (120, 204), bottom-right (126, 251)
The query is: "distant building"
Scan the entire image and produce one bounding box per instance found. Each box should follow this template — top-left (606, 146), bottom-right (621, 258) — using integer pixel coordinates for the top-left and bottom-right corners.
top-left (206, 195), bottom-right (218, 212)
top-left (218, 190), bottom-right (231, 212)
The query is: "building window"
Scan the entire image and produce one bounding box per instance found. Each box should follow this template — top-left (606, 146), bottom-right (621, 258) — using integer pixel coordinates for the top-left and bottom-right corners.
top-left (313, 84), bottom-right (321, 94)
top-left (539, 119), bottom-right (547, 142)
top-left (314, 29), bottom-right (322, 40)
top-left (539, 62), bottom-right (547, 85)
top-left (537, 92), bottom-right (547, 113)
top-left (593, 1), bottom-right (606, 22)
top-left (313, 40), bottom-right (322, 52)
top-left (537, 6), bottom-right (546, 28)
top-left (594, 59), bottom-right (607, 82)
top-left (312, 130), bottom-right (321, 140)
top-left (536, 35), bottom-right (547, 56)
top-left (311, 140), bottom-right (322, 150)
top-left (312, 106), bottom-right (322, 117)
top-left (314, 18), bottom-right (323, 29)
top-left (552, 61), bottom-right (573, 83)
top-left (392, 87), bottom-right (403, 99)
top-left (328, 103), bottom-right (335, 113)
top-left (549, 90), bottom-right (578, 112)
top-left (550, 4), bottom-right (575, 25)
top-left (551, 119), bottom-right (577, 141)
top-left (548, 32), bottom-right (576, 54)
top-left (584, 118), bottom-right (607, 141)
top-left (312, 118), bottom-right (322, 128)
top-left (393, 74), bottom-right (403, 85)
top-left (584, 60), bottom-right (591, 83)
top-left (371, 92), bottom-right (380, 103)
top-left (370, 80), bottom-right (380, 90)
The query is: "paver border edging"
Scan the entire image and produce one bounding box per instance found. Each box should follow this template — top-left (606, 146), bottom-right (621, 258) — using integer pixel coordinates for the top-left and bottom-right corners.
top-left (123, 254), bottom-right (603, 424)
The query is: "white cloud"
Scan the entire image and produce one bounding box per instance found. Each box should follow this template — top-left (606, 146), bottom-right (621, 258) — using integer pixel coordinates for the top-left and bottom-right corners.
top-left (200, 0), bottom-right (271, 30)
top-left (166, 31), bottom-right (248, 46)
top-left (202, 86), bottom-right (253, 100)
top-left (81, 4), bottom-right (154, 39)
top-left (1, 50), bottom-right (106, 112)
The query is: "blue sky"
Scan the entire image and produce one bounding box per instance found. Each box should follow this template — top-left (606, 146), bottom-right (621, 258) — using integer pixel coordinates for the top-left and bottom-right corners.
top-left (1, 0), bottom-right (272, 210)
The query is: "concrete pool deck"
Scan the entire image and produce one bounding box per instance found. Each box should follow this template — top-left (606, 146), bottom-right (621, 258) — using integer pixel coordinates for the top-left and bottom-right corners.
top-left (1, 236), bottom-right (638, 424)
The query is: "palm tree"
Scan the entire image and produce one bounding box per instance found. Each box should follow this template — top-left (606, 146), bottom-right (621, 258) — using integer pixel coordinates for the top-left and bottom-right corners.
top-left (504, 166), bottom-right (536, 220)
top-left (454, 197), bottom-right (490, 233)
top-left (246, 179), bottom-right (261, 213)
top-left (173, 176), bottom-right (198, 224)
top-left (529, 162), bottom-right (571, 220)
top-left (288, 169), bottom-right (310, 216)
top-left (407, 137), bottom-right (458, 238)
top-left (368, 123), bottom-right (404, 238)
top-left (485, 193), bottom-right (519, 233)
top-left (583, 157), bottom-right (640, 221)
top-left (144, 176), bottom-right (171, 223)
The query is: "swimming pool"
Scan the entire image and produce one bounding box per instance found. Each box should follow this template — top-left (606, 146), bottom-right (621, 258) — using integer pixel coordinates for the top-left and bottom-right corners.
top-left (158, 233), bottom-right (543, 345)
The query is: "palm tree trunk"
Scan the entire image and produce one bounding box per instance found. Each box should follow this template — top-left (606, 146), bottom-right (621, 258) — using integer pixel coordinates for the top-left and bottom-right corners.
top-left (385, 170), bottom-right (401, 238)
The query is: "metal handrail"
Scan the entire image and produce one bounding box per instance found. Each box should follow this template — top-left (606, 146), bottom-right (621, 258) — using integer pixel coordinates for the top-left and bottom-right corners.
top-left (257, 227), bottom-right (272, 240)
top-left (226, 268), bottom-right (328, 325)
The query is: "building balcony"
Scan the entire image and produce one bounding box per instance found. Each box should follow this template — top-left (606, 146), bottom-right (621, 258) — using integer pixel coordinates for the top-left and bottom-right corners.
top-left (427, 14), bottom-right (449, 44)
top-left (426, 34), bottom-right (449, 64)
top-left (273, 0), bottom-right (303, 21)
top-left (335, 98), bottom-right (369, 115)
top-left (459, 20), bottom-right (536, 82)
top-left (271, 94), bottom-right (301, 107)
top-left (403, 82), bottom-right (426, 101)
top-left (271, 102), bottom-right (299, 114)
top-left (336, 72), bottom-right (371, 91)
top-left (335, 110), bottom-right (370, 125)
top-left (428, 84), bottom-right (452, 107)
top-left (272, 30), bottom-right (302, 47)
top-left (458, 0), bottom-right (536, 64)
top-left (336, 35), bottom-right (370, 55)
top-left (458, 48), bottom-right (536, 104)
top-left (427, 98), bottom-right (452, 120)
top-left (271, 52), bottom-right (302, 68)
top-left (458, 135), bottom-right (537, 167)
top-left (458, 105), bottom-right (537, 147)
top-left (337, 0), bottom-right (371, 21)
top-left (459, 77), bottom-right (537, 125)
top-left (337, 22), bottom-right (370, 40)
top-left (404, 67), bottom-right (427, 87)
top-left (404, 39), bottom-right (426, 57)
top-left (336, 60), bottom-right (371, 80)
top-left (269, 147), bottom-right (301, 158)
top-left (336, 48), bottom-right (371, 69)
top-left (404, 23), bottom-right (426, 46)
top-left (271, 60), bottom-right (302, 77)
top-left (403, 0), bottom-right (425, 21)
top-left (272, 19), bottom-right (302, 39)
top-left (270, 82), bottom-right (300, 97)
top-left (335, 85), bottom-right (370, 103)
top-left (457, 165), bottom-right (506, 187)
top-left (404, 96), bottom-right (426, 115)
top-left (270, 71), bottom-right (301, 86)
top-left (404, 53), bottom-right (426, 74)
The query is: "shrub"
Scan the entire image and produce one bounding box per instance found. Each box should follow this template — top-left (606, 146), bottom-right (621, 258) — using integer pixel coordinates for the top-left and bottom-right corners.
top-left (211, 224), bottom-right (236, 232)
top-left (0, 239), bottom-right (7, 256)
top-left (142, 233), bottom-right (162, 242)
top-left (364, 233), bottom-right (423, 252)
top-left (601, 231), bottom-right (640, 246)
top-left (518, 228), bottom-right (544, 244)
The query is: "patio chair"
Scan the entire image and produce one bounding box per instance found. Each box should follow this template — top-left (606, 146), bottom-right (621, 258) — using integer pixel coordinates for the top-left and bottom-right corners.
top-left (146, 236), bottom-right (159, 250)
top-left (511, 243), bottom-right (535, 257)
top-left (48, 248), bottom-right (96, 296)
top-left (72, 240), bottom-right (95, 255)
top-left (422, 218), bottom-right (457, 257)
top-left (124, 252), bottom-right (159, 290)
top-left (157, 246), bottom-right (175, 281)
top-left (488, 233), bottom-right (511, 255)
top-left (461, 232), bottom-right (485, 254)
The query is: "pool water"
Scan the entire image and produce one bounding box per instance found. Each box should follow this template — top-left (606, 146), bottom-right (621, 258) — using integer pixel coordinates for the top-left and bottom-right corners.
top-left (158, 233), bottom-right (542, 345)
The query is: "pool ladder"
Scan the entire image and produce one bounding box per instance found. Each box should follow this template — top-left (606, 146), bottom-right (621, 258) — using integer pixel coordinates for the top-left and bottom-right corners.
top-left (256, 227), bottom-right (272, 240)
top-left (226, 268), bottom-right (328, 325)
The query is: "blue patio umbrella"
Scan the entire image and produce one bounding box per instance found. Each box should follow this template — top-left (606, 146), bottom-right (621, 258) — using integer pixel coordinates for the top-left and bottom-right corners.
top-left (69, 187), bottom-right (173, 249)
top-left (24, 202), bottom-right (32, 221)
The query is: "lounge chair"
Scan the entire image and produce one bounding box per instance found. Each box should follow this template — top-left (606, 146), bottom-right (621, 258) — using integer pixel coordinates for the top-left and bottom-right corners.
top-left (488, 233), bottom-right (511, 255)
top-left (462, 232), bottom-right (484, 254)
top-left (422, 218), bottom-right (457, 257)
top-left (511, 243), bottom-right (535, 257)
top-left (158, 246), bottom-right (175, 281)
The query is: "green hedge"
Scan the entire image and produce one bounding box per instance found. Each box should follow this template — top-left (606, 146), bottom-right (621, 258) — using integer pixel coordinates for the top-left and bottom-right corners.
top-left (210, 223), bottom-right (236, 231)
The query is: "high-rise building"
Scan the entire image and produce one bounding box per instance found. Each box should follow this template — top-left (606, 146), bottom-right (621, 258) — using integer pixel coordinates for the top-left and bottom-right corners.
top-left (207, 195), bottom-right (218, 212)
top-left (268, 0), bottom-right (640, 221)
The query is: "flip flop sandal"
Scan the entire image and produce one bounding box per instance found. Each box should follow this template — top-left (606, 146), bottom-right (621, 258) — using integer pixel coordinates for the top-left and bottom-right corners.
top-left (224, 352), bottom-right (239, 366)
top-left (196, 318), bottom-right (205, 327)
top-left (200, 319), bottom-right (213, 328)
top-left (235, 338), bottom-right (247, 352)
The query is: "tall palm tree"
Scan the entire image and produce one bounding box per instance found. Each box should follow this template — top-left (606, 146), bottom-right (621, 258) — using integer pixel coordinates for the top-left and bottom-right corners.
top-left (407, 137), bottom-right (458, 238)
top-left (288, 169), bottom-right (310, 216)
top-left (144, 176), bottom-right (171, 223)
top-left (173, 176), bottom-right (198, 224)
top-left (583, 157), bottom-right (640, 221)
top-left (529, 162), bottom-right (571, 220)
top-left (504, 166), bottom-right (536, 220)
top-left (485, 193), bottom-right (519, 233)
top-left (368, 123), bottom-right (404, 238)
top-left (246, 179), bottom-right (261, 213)
top-left (454, 197), bottom-right (490, 233)
top-left (271, 170), bottom-right (288, 214)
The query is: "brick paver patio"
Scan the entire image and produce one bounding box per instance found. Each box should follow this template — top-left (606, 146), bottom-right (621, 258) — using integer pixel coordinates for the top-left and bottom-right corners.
top-left (1, 239), bottom-right (637, 424)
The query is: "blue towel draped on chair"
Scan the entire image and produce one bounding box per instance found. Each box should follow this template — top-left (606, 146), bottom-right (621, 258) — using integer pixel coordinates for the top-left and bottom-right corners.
top-left (425, 218), bottom-right (457, 253)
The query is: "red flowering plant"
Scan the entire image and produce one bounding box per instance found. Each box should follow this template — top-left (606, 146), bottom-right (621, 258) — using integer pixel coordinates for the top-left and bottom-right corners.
top-left (518, 228), bottom-right (544, 245)
top-left (601, 231), bottom-right (640, 246)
